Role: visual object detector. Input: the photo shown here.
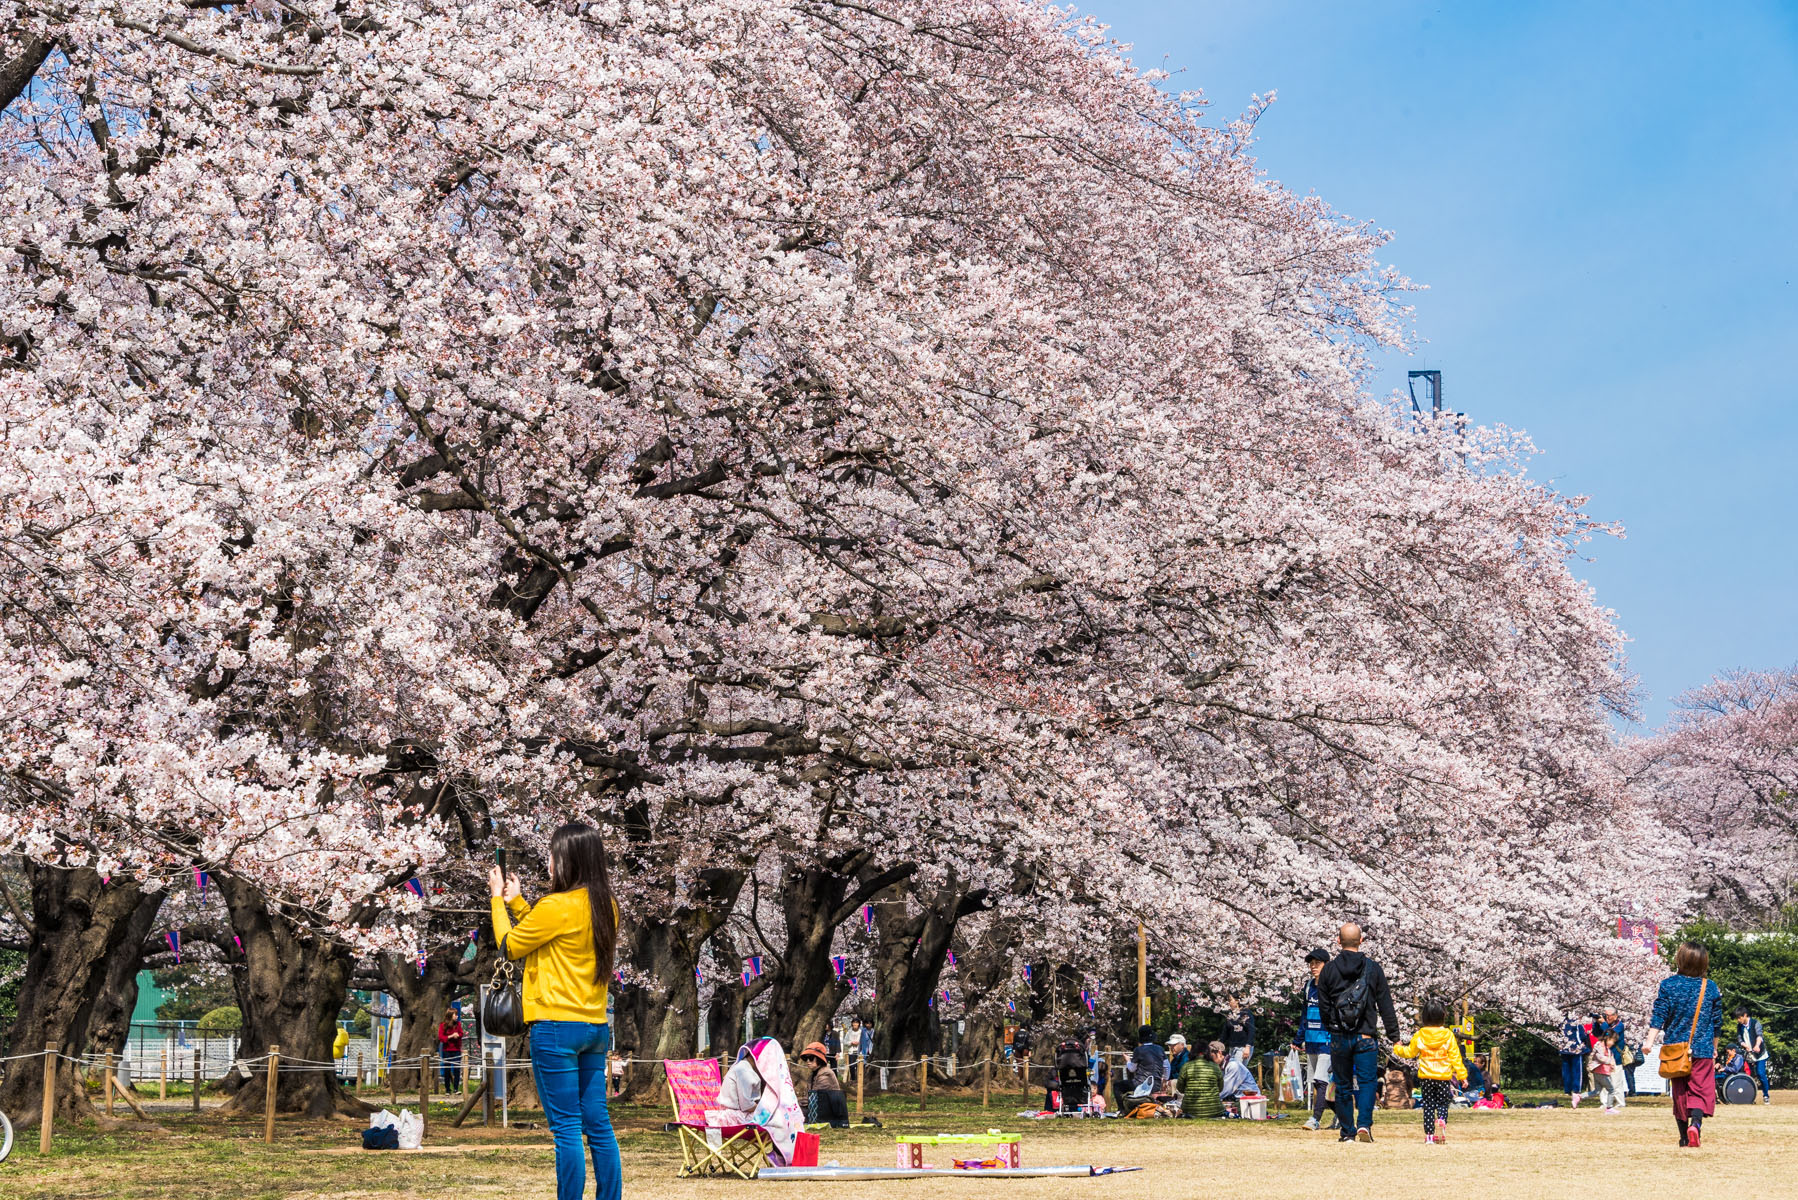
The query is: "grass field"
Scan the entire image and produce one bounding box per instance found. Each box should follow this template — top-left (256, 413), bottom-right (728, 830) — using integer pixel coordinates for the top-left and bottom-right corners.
top-left (7, 1090), bottom-right (1795, 1200)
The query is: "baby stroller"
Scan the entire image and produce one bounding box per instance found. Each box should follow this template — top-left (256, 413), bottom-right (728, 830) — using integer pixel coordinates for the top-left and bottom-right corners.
top-left (1047, 1040), bottom-right (1089, 1112)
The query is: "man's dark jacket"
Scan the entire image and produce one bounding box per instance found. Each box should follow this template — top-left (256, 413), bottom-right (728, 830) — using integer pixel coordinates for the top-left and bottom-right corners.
top-left (1316, 950), bottom-right (1401, 1041)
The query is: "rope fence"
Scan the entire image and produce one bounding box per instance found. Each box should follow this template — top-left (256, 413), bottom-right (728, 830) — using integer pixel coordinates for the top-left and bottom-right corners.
top-left (8, 1038), bottom-right (1509, 1157)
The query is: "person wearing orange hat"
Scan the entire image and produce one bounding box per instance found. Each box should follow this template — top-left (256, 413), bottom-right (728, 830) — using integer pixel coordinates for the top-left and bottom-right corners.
top-left (799, 1041), bottom-right (851, 1128)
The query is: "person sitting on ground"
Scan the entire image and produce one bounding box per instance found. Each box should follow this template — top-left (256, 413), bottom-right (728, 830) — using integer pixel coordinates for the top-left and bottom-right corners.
top-left (1177, 1041), bottom-right (1226, 1119)
top-left (1128, 1024), bottom-right (1168, 1099)
top-left (1379, 1068), bottom-right (1412, 1110)
top-left (798, 1041), bottom-right (851, 1128)
top-left (1221, 1045), bottom-right (1256, 1103)
top-left (1166, 1033), bottom-right (1191, 1077)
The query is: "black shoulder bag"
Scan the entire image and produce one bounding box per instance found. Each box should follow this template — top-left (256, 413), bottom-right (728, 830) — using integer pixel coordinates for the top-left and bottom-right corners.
top-left (481, 955), bottom-right (525, 1038)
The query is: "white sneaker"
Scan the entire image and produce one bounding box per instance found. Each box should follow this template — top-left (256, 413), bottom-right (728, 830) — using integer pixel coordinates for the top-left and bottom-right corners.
top-left (1303, 1117), bottom-right (1320, 1131)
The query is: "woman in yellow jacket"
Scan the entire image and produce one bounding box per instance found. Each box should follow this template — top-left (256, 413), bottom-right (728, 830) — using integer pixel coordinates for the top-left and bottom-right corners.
top-left (490, 823), bottom-right (621, 1200)
top-left (1390, 998), bottom-right (1467, 1144)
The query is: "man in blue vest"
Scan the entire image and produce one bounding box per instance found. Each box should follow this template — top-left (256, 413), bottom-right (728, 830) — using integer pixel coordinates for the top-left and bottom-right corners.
top-left (1735, 1007), bottom-right (1771, 1103)
top-left (1293, 947), bottom-right (1335, 1130)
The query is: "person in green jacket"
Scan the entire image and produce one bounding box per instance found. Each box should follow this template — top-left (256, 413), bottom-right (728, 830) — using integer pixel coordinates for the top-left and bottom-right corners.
top-left (1179, 1041), bottom-right (1226, 1118)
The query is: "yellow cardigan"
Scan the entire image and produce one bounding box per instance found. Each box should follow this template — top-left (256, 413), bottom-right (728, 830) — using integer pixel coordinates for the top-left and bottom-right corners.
top-left (491, 889), bottom-right (612, 1025)
top-left (1392, 1026), bottom-right (1467, 1082)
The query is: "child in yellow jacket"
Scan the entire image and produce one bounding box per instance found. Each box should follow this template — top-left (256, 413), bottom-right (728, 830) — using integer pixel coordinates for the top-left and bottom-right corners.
top-left (1391, 999), bottom-right (1468, 1144)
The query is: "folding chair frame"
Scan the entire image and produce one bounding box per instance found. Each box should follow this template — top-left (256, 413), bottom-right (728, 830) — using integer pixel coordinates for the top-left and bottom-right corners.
top-left (667, 1059), bottom-right (774, 1179)
top-left (674, 1121), bottom-right (772, 1179)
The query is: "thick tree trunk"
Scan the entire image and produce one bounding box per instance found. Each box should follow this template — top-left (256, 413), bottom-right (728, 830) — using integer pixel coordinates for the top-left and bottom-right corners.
top-left (947, 915), bottom-right (1015, 1079)
top-left (86, 897), bottom-right (163, 1091)
top-left (0, 865), bottom-right (162, 1130)
top-left (869, 875), bottom-right (986, 1089)
top-left (762, 851), bottom-right (911, 1052)
top-left (377, 949), bottom-right (464, 1092)
top-left (702, 925), bottom-right (751, 1058)
top-left (217, 875), bottom-right (368, 1118)
top-left (611, 867), bottom-right (744, 1100)
top-left (89, 914), bottom-right (161, 1053)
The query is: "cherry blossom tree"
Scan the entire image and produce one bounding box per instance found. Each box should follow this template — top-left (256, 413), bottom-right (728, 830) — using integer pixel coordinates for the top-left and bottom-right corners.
top-left (1628, 669), bottom-right (1798, 919)
top-left (0, 0), bottom-right (1693, 1124)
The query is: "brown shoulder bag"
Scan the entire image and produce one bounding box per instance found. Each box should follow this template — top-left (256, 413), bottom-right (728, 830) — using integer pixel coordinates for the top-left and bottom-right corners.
top-left (1657, 975), bottom-right (1706, 1080)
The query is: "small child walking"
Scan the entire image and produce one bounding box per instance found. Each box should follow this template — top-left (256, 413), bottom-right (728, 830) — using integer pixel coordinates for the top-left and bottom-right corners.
top-left (1391, 998), bottom-right (1469, 1144)
top-left (1592, 1032), bottom-right (1627, 1111)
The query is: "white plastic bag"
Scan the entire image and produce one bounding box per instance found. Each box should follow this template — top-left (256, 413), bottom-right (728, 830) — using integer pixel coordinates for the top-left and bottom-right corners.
top-left (395, 1108), bottom-right (423, 1150)
top-left (368, 1109), bottom-right (398, 1131)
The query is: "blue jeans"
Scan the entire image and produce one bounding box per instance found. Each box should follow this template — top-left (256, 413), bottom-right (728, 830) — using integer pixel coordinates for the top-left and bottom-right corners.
top-left (1559, 1053), bottom-right (1585, 1095)
top-left (1752, 1058), bottom-right (1770, 1098)
top-left (530, 1021), bottom-right (620, 1200)
top-left (1330, 1035), bottom-right (1378, 1134)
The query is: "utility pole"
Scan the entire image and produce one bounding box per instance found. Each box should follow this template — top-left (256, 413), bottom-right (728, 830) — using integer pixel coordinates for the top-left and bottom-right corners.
top-left (1136, 922), bottom-right (1149, 1027)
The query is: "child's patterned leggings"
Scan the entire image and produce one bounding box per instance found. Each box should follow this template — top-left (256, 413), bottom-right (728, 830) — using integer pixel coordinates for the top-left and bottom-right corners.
top-left (1420, 1079), bottom-right (1452, 1134)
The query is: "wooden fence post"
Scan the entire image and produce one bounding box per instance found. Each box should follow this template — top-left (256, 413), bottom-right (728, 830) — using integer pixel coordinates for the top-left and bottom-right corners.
top-left (264, 1046), bottom-right (280, 1144)
top-left (39, 1042), bottom-right (57, 1154)
top-left (103, 1051), bottom-right (115, 1117)
top-left (482, 1046), bottom-right (494, 1126)
top-left (982, 1055), bottom-right (991, 1107)
top-left (389, 1053), bottom-right (398, 1106)
top-left (193, 1048), bottom-right (202, 1113)
top-left (919, 1056), bottom-right (928, 1111)
top-left (419, 1055), bottom-right (429, 1143)
top-left (463, 1043), bottom-right (471, 1095)
top-left (855, 1056), bottom-right (865, 1118)
top-left (160, 1048), bottom-right (168, 1100)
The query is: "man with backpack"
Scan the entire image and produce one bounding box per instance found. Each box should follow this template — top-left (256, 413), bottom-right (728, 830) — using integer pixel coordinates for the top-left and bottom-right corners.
top-left (1317, 922), bottom-right (1401, 1142)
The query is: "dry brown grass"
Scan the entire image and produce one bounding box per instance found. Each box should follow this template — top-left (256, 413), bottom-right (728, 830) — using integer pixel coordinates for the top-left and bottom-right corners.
top-left (8, 1091), bottom-right (1796, 1200)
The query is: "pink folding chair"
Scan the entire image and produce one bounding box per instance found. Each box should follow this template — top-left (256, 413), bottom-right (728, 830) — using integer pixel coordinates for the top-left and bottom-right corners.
top-left (667, 1057), bottom-right (773, 1178)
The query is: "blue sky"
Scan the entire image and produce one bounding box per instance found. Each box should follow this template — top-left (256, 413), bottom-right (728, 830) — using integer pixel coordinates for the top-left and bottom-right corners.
top-left (1090, 1), bottom-right (1798, 730)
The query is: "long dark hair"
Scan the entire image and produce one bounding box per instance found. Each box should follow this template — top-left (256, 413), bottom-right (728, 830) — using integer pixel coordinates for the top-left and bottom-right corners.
top-left (549, 822), bottom-right (618, 982)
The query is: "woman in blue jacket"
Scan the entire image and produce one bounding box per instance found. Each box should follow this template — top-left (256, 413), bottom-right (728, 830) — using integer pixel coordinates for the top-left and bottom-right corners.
top-left (1650, 941), bottom-right (1724, 1149)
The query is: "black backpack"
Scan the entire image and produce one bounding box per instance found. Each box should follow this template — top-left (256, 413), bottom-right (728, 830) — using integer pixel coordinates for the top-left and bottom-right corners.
top-left (1330, 965), bottom-right (1374, 1034)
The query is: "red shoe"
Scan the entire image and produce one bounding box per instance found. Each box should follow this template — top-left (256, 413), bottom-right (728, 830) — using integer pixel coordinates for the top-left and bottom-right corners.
top-left (1687, 1128), bottom-right (1701, 1149)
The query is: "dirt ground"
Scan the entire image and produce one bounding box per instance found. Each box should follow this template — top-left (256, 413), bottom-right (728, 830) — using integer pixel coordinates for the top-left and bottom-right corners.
top-left (7, 1091), bottom-right (1797, 1200)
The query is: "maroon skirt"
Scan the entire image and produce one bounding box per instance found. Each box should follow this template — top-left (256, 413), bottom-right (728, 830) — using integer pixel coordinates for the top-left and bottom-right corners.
top-left (1670, 1057), bottom-right (1715, 1119)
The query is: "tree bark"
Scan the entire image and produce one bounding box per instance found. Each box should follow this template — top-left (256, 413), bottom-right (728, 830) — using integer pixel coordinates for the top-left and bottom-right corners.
top-left (610, 867), bottom-right (744, 1100)
top-left (869, 875), bottom-right (987, 1089)
top-left (946, 915), bottom-right (1016, 1079)
top-left (1, 33), bottom-right (53, 115)
top-left (0, 865), bottom-right (162, 1130)
top-left (85, 897), bottom-right (164, 1090)
top-left (216, 874), bottom-right (368, 1118)
top-left (702, 925), bottom-right (752, 1058)
top-left (762, 851), bottom-right (912, 1052)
